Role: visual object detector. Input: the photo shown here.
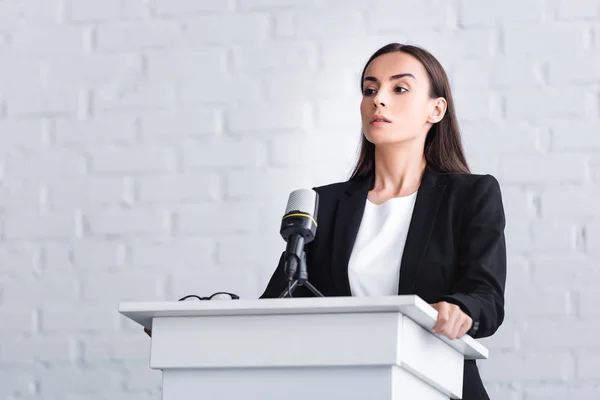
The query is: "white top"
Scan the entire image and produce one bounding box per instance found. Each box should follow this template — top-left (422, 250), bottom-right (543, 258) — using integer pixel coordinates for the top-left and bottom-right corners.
top-left (348, 192), bottom-right (418, 297)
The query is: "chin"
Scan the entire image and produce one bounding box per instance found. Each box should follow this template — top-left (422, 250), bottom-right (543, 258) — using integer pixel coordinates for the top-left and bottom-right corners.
top-left (364, 129), bottom-right (415, 146)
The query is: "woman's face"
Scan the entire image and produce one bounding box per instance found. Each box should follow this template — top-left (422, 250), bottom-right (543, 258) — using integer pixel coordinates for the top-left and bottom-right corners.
top-left (360, 51), bottom-right (445, 147)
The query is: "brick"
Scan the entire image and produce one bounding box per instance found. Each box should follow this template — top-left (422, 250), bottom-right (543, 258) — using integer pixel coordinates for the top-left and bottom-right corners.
top-left (122, 0), bottom-right (147, 20)
top-left (477, 319), bottom-right (519, 351)
top-left (274, 11), bottom-right (297, 38)
top-left (238, 0), bottom-right (310, 9)
top-left (130, 238), bottom-right (216, 269)
top-left (461, 121), bottom-right (540, 154)
top-left (541, 184), bottom-right (600, 218)
top-left (481, 351), bottom-right (574, 381)
top-left (176, 202), bottom-right (262, 235)
top-left (5, 83), bottom-right (81, 116)
top-left (40, 305), bottom-right (119, 333)
top-left (555, 0), bottom-right (600, 20)
top-left (531, 219), bottom-right (578, 252)
top-left (6, 149), bottom-right (85, 182)
top-left (505, 287), bottom-right (570, 318)
top-left (20, 0), bottom-right (64, 25)
top-left (94, 83), bottom-right (173, 114)
top-left (88, 147), bottom-right (173, 174)
top-left (226, 168), bottom-right (313, 200)
top-left (500, 154), bottom-right (587, 183)
top-left (269, 133), bottom-right (359, 167)
top-left (504, 23), bottom-right (588, 57)
top-left (81, 272), bottom-right (163, 302)
top-left (140, 108), bottom-right (220, 138)
top-left (491, 57), bottom-right (542, 87)
top-left (96, 22), bottom-right (181, 52)
top-left (578, 289), bottom-right (600, 317)
top-left (217, 234), bottom-right (282, 266)
top-left (146, 48), bottom-right (226, 80)
top-left (184, 14), bottom-right (269, 44)
top-left (552, 120), bottom-right (600, 150)
top-left (320, 35), bottom-right (402, 69)
top-left (42, 244), bottom-right (72, 271)
top-left (178, 75), bottom-right (262, 105)
top-left (0, 245), bottom-right (38, 276)
top-left (227, 102), bottom-right (310, 133)
top-left (407, 29), bottom-right (495, 63)
top-left (460, 0), bottom-right (545, 26)
top-left (4, 212), bottom-right (76, 240)
top-left (81, 335), bottom-right (150, 363)
top-left (0, 180), bottom-right (41, 209)
top-left (504, 87), bottom-right (591, 118)
top-left (0, 308), bottom-right (35, 336)
top-left (233, 42), bottom-right (316, 71)
top-left (71, 240), bottom-right (124, 269)
top-left (453, 89), bottom-right (498, 121)
top-left (10, 26), bottom-right (86, 55)
top-left (521, 319), bottom-right (600, 349)
top-left (0, 337), bottom-right (75, 365)
top-left (55, 118), bottom-right (137, 145)
top-left (587, 219), bottom-right (600, 253)
top-left (38, 366), bottom-right (124, 395)
top-left (366, 0), bottom-right (448, 31)
top-left (85, 208), bottom-right (168, 237)
top-left (264, 69), bottom-right (352, 102)
top-left (2, 276), bottom-right (78, 304)
top-left (182, 137), bottom-right (265, 169)
top-left (0, 370), bottom-right (35, 398)
top-left (47, 54), bottom-right (143, 85)
top-left (0, 120), bottom-right (45, 148)
top-left (524, 385), bottom-right (569, 400)
top-left (547, 52), bottom-right (600, 84)
top-left (154, 0), bottom-right (230, 15)
top-left (48, 177), bottom-right (129, 208)
top-left (296, 9), bottom-right (365, 38)
top-left (0, 57), bottom-right (43, 92)
top-left (531, 254), bottom-right (598, 288)
top-left (137, 173), bottom-right (220, 203)
top-left (68, 0), bottom-right (120, 22)
top-left (504, 221), bottom-right (532, 252)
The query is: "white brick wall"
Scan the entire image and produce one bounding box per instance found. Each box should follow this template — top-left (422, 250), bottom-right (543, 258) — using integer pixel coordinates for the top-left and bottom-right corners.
top-left (0, 0), bottom-right (598, 399)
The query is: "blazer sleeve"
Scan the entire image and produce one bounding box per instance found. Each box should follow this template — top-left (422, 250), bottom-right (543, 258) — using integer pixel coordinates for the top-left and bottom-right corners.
top-left (441, 174), bottom-right (507, 338)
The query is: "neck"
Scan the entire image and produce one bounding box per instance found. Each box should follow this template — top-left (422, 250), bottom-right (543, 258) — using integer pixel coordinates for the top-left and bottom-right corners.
top-left (372, 140), bottom-right (426, 197)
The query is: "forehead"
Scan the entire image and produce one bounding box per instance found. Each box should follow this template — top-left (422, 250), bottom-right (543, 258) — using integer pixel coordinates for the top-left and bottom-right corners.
top-left (363, 51), bottom-right (427, 81)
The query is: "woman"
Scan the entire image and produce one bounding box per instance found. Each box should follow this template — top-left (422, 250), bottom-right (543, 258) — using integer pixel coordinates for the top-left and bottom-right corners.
top-left (260, 43), bottom-right (506, 400)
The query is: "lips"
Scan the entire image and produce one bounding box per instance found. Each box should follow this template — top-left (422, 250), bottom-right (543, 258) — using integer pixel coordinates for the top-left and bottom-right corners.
top-left (371, 115), bottom-right (391, 123)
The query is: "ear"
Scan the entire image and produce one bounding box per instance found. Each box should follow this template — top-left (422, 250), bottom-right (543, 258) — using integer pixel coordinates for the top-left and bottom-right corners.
top-left (427, 97), bottom-right (447, 124)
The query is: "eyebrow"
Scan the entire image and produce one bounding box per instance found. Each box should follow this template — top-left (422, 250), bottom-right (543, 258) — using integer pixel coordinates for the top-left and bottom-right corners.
top-left (363, 73), bottom-right (416, 84)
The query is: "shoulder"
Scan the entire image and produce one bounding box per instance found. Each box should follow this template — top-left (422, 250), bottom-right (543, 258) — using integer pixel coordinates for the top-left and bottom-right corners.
top-left (440, 172), bottom-right (502, 200)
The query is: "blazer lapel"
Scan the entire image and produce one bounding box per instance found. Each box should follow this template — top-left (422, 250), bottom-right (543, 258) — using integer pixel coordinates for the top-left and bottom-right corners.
top-left (397, 167), bottom-right (446, 294)
top-left (330, 174), bottom-right (373, 296)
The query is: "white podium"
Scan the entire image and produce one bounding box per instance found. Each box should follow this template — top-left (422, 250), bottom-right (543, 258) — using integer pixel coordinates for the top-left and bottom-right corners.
top-left (119, 295), bottom-right (488, 400)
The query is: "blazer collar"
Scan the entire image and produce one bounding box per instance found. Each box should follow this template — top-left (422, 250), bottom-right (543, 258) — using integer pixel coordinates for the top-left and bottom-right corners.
top-left (330, 164), bottom-right (447, 296)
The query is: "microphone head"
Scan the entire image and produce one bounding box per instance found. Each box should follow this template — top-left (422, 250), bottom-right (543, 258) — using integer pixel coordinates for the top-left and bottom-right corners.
top-left (285, 188), bottom-right (318, 217)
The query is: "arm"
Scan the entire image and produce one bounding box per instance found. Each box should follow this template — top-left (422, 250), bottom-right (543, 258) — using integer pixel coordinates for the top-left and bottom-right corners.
top-left (441, 174), bottom-right (507, 338)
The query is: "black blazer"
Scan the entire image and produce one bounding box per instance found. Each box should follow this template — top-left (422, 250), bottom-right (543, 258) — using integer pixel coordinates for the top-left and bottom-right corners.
top-left (260, 165), bottom-right (506, 400)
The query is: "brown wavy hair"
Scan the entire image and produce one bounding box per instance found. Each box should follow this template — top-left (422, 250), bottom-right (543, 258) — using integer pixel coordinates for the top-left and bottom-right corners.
top-left (349, 43), bottom-right (470, 180)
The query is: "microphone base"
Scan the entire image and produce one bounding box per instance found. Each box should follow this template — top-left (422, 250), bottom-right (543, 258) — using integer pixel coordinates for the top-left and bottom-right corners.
top-left (278, 249), bottom-right (324, 298)
top-left (278, 279), bottom-right (324, 298)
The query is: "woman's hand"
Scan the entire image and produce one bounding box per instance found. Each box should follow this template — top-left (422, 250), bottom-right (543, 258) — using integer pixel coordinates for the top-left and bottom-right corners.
top-left (144, 327), bottom-right (152, 337)
top-left (430, 301), bottom-right (472, 340)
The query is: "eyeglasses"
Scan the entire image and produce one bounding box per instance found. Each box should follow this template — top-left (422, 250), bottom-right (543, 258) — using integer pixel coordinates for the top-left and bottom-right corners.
top-left (178, 292), bottom-right (240, 301)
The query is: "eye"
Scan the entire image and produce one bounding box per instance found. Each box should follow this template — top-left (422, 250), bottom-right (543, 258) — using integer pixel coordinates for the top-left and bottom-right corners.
top-left (363, 88), bottom-right (376, 96)
top-left (395, 86), bottom-right (408, 93)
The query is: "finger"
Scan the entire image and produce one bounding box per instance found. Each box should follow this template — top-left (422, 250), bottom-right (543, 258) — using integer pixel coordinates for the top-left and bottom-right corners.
top-left (439, 314), bottom-right (459, 339)
top-left (457, 317), bottom-right (472, 338)
top-left (432, 305), bottom-right (449, 333)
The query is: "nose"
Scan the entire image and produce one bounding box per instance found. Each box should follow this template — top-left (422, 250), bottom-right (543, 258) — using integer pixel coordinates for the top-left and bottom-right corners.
top-left (372, 91), bottom-right (387, 107)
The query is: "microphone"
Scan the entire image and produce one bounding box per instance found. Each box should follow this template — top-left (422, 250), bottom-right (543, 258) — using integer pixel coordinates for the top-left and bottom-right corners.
top-left (280, 189), bottom-right (319, 282)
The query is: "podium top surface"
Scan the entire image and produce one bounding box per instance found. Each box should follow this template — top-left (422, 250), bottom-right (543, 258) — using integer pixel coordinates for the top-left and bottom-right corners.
top-left (119, 295), bottom-right (488, 360)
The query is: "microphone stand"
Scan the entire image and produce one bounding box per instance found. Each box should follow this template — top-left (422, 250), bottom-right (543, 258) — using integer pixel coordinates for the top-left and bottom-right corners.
top-left (278, 250), bottom-right (324, 298)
